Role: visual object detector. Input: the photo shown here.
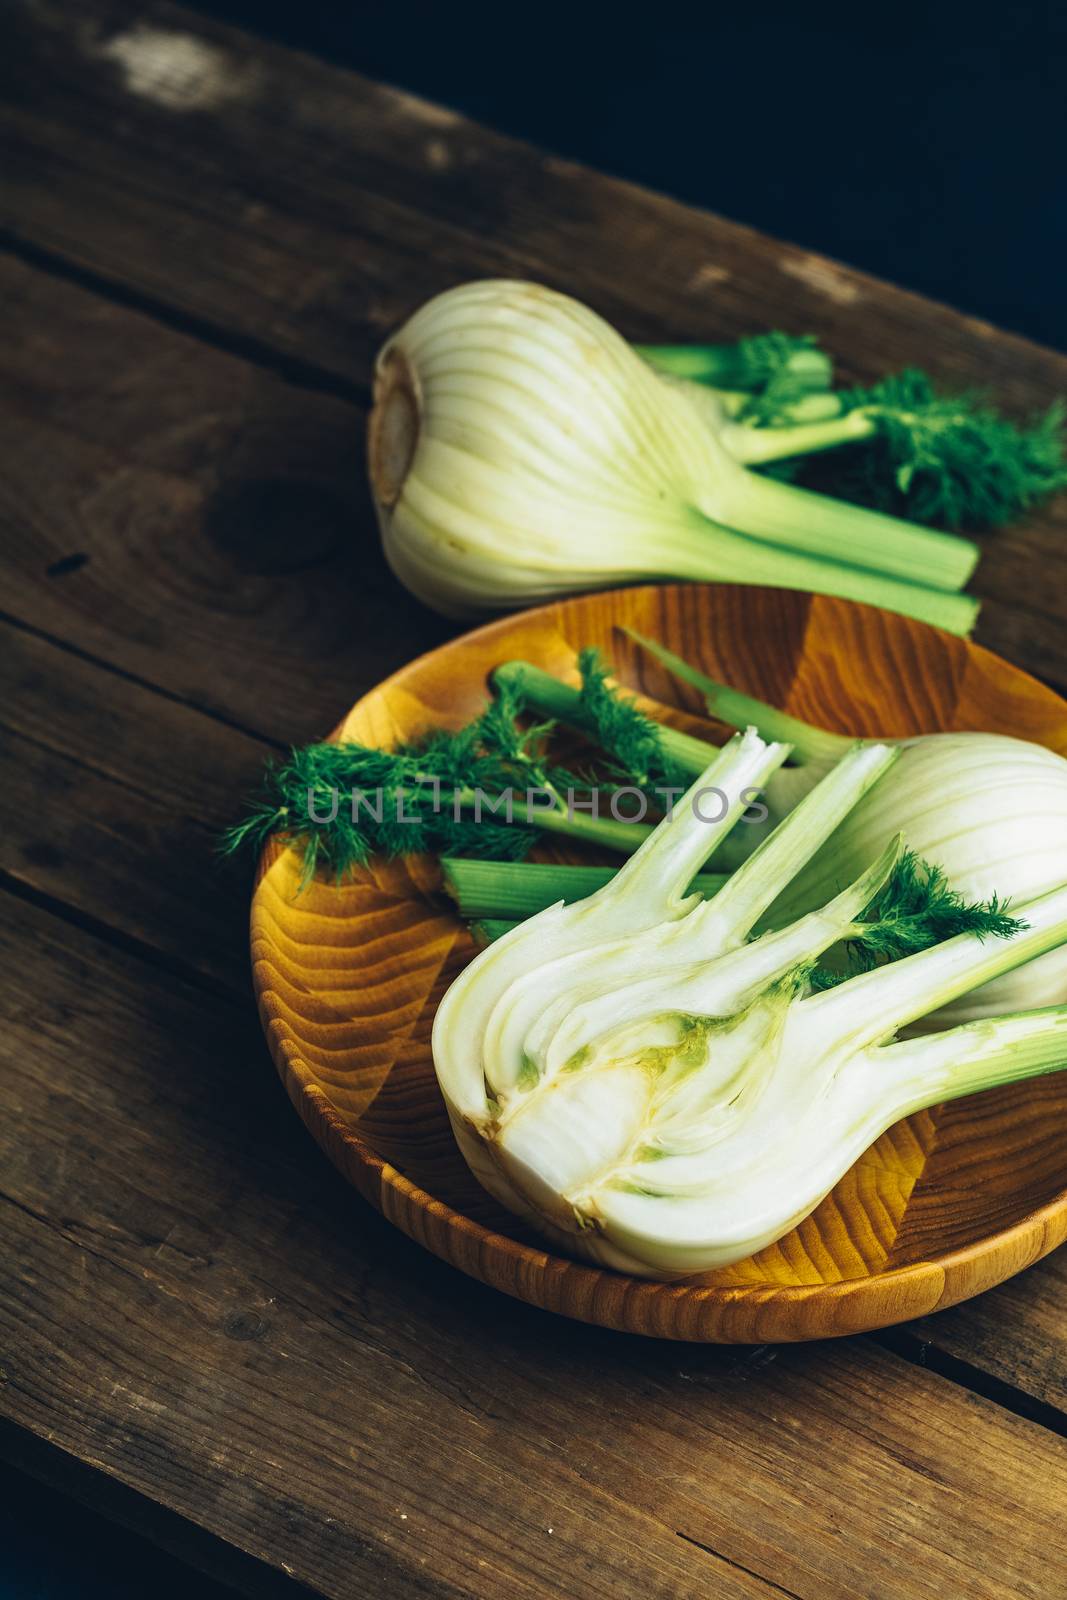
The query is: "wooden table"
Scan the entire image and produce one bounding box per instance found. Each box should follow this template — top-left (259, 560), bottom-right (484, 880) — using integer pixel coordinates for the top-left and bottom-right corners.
top-left (2, 4), bottom-right (1065, 1595)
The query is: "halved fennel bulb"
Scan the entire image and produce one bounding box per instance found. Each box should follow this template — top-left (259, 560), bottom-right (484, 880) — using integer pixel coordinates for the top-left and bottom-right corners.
top-left (433, 737), bottom-right (1067, 1278)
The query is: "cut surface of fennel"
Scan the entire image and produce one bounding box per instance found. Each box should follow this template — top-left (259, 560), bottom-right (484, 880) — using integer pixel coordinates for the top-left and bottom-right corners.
top-left (432, 739), bottom-right (1067, 1279)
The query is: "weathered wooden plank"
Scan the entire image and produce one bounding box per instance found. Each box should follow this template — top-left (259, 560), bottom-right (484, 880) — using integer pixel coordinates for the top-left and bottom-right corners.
top-left (2, 890), bottom-right (1066, 1600)
top-left (0, 254), bottom-right (450, 743)
top-left (3, 0), bottom-right (1067, 683)
top-left (902, 1249), bottom-right (1067, 1419)
top-left (0, 618), bottom-right (270, 988)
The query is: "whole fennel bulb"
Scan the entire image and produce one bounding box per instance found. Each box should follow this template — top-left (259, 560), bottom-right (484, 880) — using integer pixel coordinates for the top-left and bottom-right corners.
top-left (621, 633), bottom-right (1067, 1026)
top-left (433, 735), bottom-right (1067, 1277)
top-left (773, 733), bottom-right (1067, 1025)
top-left (368, 280), bottom-right (978, 633)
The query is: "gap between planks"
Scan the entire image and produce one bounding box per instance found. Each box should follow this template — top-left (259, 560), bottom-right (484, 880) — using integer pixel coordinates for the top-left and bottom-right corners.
top-left (0, 868), bottom-right (242, 1006)
top-left (0, 1420), bottom-right (319, 1599)
top-left (0, 228), bottom-right (370, 410)
top-left (676, 1534), bottom-right (804, 1600)
top-left (873, 1328), bottom-right (1067, 1440)
top-left (0, 608), bottom-right (290, 753)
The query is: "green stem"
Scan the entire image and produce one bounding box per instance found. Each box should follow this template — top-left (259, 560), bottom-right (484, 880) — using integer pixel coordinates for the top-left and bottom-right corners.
top-left (664, 511), bottom-right (979, 633)
top-left (636, 341), bottom-right (832, 392)
top-left (441, 857), bottom-right (727, 920)
top-left (722, 406), bottom-right (875, 465)
top-left (756, 392), bottom-right (847, 425)
top-left (530, 487), bottom-right (979, 631)
top-left (677, 389), bottom-right (845, 427)
top-left (807, 882), bottom-right (1067, 1048)
top-left (882, 1007), bottom-right (1067, 1114)
top-left (623, 630), bottom-right (851, 766)
top-left (455, 738), bottom-right (785, 916)
top-left (636, 344), bottom-right (740, 382)
top-left (675, 383), bottom-right (839, 423)
top-left (608, 732), bottom-right (791, 912)
top-left (585, 732), bottom-right (793, 921)
top-left (471, 918), bottom-right (518, 945)
top-left (720, 397), bottom-right (1037, 469)
top-left (457, 786), bottom-right (653, 855)
top-left (705, 468), bottom-right (979, 593)
top-left (708, 745), bottom-right (899, 936)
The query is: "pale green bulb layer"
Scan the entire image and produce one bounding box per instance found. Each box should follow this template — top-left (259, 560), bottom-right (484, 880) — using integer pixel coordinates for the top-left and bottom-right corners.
top-left (773, 733), bottom-right (1067, 1024)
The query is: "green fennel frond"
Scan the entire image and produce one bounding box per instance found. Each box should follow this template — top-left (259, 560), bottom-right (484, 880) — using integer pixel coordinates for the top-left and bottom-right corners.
top-left (472, 671), bottom-right (552, 770)
top-left (219, 675), bottom-right (591, 881)
top-left (220, 666), bottom-right (679, 884)
top-left (788, 371), bottom-right (1067, 529)
top-left (576, 648), bottom-right (688, 790)
top-left (219, 738), bottom-right (539, 884)
top-left (809, 849), bottom-right (1026, 990)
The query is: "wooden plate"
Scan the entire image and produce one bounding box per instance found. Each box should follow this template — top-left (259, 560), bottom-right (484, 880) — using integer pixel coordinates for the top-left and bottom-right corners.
top-left (251, 585), bottom-right (1067, 1341)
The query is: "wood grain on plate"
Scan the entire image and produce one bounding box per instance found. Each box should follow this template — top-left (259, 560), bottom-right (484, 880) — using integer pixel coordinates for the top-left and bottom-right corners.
top-left (252, 585), bottom-right (1067, 1343)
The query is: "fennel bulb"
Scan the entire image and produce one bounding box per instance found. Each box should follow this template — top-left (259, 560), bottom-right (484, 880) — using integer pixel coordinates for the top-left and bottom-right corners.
top-left (433, 739), bottom-right (1067, 1277)
top-left (368, 280), bottom-right (979, 633)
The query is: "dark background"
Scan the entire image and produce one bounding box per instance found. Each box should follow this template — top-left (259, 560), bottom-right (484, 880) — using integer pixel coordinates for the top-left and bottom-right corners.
top-left (187, 0), bottom-right (1067, 351)
top-left (6, 3), bottom-right (1065, 1597)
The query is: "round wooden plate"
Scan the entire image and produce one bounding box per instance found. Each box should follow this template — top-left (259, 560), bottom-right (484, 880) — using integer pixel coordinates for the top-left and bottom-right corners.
top-left (251, 585), bottom-right (1067, 1341)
